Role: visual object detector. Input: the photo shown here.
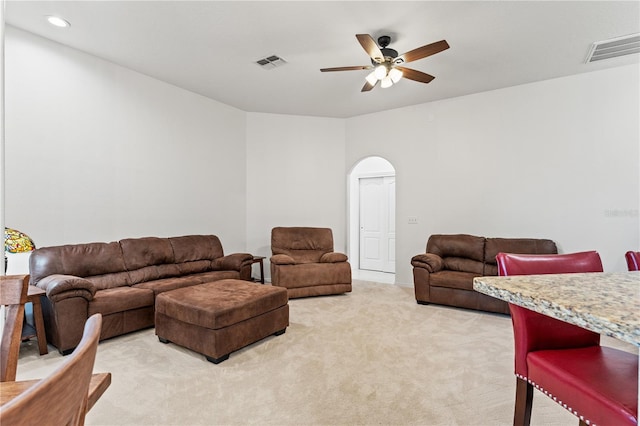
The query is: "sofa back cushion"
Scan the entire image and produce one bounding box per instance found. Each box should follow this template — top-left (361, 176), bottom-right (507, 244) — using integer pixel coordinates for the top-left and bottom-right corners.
top-left (120, 237), bottom-right (180, 284)
top-left (426, 234), bottom-right (485, 274)
top-left (483, 238), bottom-right (558, 275)
top-left (169, 235), bottom-right (224, 261)
top-left (30, 241), bottom-right (131, 290)
top-left (427, 234), bottom-right (485, 261)
top-left (169, 235), bottom-right (224, 274)
top-left (272, 227), bottom-right (334, 264)
top-left (442, 257), bottom-right (485, 275)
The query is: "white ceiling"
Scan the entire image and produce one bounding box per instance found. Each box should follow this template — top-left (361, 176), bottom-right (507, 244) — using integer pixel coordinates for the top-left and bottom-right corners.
top-left (5, 1), bottom-right (640, 118)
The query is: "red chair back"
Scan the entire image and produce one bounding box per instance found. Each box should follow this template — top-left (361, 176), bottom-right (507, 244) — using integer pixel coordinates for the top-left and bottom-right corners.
top-left (496, 250), bottom-right (603, 276)
top-left (626, 251), bottom-right (640, 271)
top-left (496, 251), bottom-right (603, 378)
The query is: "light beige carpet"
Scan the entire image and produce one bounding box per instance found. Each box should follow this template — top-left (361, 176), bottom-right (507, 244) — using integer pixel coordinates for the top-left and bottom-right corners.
top-left (15, 280), bottom-right (635, 425)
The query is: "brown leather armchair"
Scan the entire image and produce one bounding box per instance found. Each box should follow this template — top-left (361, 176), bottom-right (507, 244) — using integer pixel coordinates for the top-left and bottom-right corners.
top-left (270, 227), bottom-right (352, 298)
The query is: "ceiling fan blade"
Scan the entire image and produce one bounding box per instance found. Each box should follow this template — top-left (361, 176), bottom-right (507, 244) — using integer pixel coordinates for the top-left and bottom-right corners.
top-left (361, 79), bottom-right (378, 92)
top-left (320, 66), bottom-right (372, 72)
top-left (399, 40), bottom-right (450, 64)
top-left (356, 34), bottom-right (384, 63)
top-left (396, 67), bottom-right (435, 84)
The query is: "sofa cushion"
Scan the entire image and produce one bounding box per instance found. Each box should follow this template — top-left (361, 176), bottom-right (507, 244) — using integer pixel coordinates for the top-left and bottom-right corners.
top-left (426, 234), bottom-right (485, 263)
top-left (120, 237), bottom-right (187, 284)
top-left (129, 264), bottom-right (182, 285)
top-left (484, 238), bottom-right (558, 265)
top-left (132, 271), bottom-right (241, 296)
top-left (484, 238), bottom-right (558, 275)
top-left (191, 270), bottom-right (241, 283)
top-left (443, 257), bottom-right (484, 275)
top-left (88, 271), bottom-right (134, 291)
top-left (430, 271), bottom-right (478, 291)
top-left (120, 237), bottom-right (173, 268)
top-left (169, 235), bottom-right (224, 262)
top-left (271, 227), bottom-right (334, 263)
top-left (176, 260), bottom-right (212, 275)
top-left (133, 276), bottom-right (204, 296)
top-left (30, 242), bottom-right (130, 290)
top-left (88, 286), bottom-right (154, 316)
top-left (273, 263), bottom-right (351, 289)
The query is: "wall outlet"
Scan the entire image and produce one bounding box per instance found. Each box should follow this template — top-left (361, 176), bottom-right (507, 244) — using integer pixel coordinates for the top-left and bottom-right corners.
top-left (408, 216), bottom-right (418, 224)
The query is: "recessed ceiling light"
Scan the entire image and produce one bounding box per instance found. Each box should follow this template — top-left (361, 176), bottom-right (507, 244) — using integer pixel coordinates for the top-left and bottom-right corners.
top-left (46, 15), bottom-right (70, 28)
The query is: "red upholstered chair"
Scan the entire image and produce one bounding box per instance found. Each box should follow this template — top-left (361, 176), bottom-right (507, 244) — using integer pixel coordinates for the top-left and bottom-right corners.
top-left (496, 251), bottom-right (638, 426)
top-left (626, 251), bottom-right (640, 271)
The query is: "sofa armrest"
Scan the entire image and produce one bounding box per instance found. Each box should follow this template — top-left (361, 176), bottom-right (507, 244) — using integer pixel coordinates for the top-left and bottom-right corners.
top-left (320, 252), bottom-right (348, 263)
top-left (36, 274), bottom-right (96, 303)
top-left (411, 253), bottom-right (444, 273)
top-left (270, 254), bottom-right (296, 265)
top-left (211, 253), bottom-right (254, 271)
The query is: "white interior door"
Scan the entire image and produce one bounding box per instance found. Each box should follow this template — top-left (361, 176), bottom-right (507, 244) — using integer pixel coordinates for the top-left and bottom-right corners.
top-left (359, 176), bottom-right (395, 272)
top-left (384, 177), bottom-right (396, 273)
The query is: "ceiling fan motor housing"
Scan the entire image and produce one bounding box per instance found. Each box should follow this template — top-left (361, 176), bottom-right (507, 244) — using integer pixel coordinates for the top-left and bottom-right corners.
top-left (371, 36), bottom-right (400, 65)
top-left (371, 48), bottom-right (399, 66)
top-left (377, 35), bottom-right (391, 48)
top-left (381, 48), bottom-right (398, 59)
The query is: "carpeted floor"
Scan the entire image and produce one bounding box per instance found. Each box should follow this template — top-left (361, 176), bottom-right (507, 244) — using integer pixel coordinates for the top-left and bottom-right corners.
top-left (15, 280), bottom-right (635, 425)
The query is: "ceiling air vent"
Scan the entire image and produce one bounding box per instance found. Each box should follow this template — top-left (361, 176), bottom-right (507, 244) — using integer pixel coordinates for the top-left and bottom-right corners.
top-left (585, 33), bottom-right (640, 63)
top-left (255, 55), bottom-right (287, 69)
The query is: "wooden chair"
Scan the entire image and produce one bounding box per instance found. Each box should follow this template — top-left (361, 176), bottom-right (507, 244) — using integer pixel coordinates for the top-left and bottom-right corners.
top-left (496, 251), bottom-right (638, 426)
top-left (0, 274), bottom-right (29, 382)
top-left (0, 314), bottom-right (103, 425)
top-left (626, 251), bottom-right (640, 271)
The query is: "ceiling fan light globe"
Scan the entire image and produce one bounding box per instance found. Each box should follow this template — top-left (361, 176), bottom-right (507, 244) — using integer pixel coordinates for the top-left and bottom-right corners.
top-left (381, 76), bottom-right (393, 89)
top-left (389, 68), bottom-right (403, 83)
top-left (46, 15), bottom-right (71, 28)
top-left (365, 71), bottom-right (378, 85)
top-left (374, 64), bottom-right (388, 80)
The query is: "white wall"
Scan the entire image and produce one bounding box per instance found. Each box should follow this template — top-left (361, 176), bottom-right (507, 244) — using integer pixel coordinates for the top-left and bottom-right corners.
top-left (347, 65), bottom-right (640, 284)
top-left (246, 113), bottom-right (346, 281)
top-left (4, 27), bottom-right (248, 252)
top-left (5, 26), bottom-right (638, 286)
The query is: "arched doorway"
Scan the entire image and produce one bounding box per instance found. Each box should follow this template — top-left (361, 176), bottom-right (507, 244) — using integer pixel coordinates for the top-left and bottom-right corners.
top-left (348, 156), bottom-right (396, 284)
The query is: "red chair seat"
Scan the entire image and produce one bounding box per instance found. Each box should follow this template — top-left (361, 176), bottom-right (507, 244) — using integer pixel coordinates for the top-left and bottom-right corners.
top-left (528, 346), bottom-right (638, 425)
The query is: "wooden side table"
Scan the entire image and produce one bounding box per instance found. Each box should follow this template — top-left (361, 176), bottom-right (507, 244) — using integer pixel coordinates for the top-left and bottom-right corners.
top-left (251, 256), bottom-right (266, 284)
top-left (22, 286), bottom-right (48, 355)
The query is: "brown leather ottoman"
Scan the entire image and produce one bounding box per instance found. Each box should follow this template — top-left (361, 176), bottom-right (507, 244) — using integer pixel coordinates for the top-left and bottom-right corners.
top-left (155, 279), bottom-right (289, 364)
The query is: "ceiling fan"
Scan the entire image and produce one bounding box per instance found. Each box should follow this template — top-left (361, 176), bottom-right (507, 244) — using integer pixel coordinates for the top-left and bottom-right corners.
top-left (321, 34), bottom-right (449, 92)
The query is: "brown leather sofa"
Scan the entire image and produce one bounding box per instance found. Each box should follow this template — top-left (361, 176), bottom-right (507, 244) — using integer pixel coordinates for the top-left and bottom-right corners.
top-left (29, 235), bottom-right (253, 354)
top-left (411, 234), bottom-right (557, 314)
top-left (270, 227), bottom-right (352, 298)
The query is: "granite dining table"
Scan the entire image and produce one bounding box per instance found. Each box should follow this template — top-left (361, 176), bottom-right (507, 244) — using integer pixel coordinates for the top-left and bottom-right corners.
top-left (473, 271), bottom-right (640, 417)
